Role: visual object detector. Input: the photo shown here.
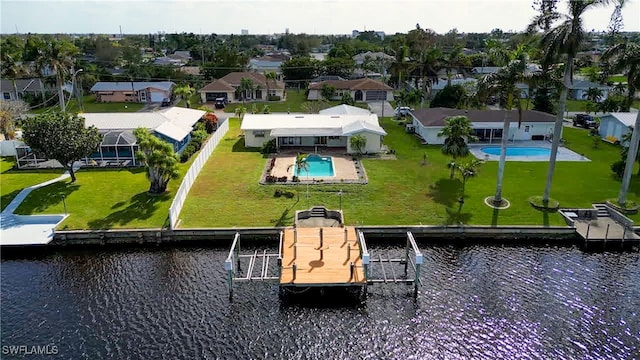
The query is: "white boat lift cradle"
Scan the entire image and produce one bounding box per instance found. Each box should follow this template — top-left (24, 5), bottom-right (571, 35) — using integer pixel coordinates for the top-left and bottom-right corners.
top-left (224, 228), bottom-right (424, 301)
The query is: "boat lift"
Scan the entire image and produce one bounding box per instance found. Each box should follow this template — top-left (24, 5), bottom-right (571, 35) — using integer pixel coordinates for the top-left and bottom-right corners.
top-left (224, 229), bottom-right (424, 300)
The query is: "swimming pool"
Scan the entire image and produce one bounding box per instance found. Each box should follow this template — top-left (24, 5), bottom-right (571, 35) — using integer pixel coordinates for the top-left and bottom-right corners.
top-left (481, 146), bottom-right (551, 157)
top-left (294, 154), bottom-right (335, 177)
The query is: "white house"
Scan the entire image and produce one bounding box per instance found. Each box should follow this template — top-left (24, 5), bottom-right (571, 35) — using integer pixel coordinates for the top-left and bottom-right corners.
top-left (598, 112), bottom-right (639, 144)
top-left (240, 110), bottom-right (386, 154)
top-left (410, 108), bottom-right (558, 144)
top-left (319, 104), bottom-right (372, 115)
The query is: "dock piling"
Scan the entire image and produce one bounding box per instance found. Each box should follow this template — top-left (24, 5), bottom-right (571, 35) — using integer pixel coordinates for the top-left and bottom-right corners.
top-left (604, 224), bottom-right (610, 241)
top-left (586, 223), bottom-right (591, 240)
top-left (350, 262), bottom-right (354, 281)
top-left (292, 263), bottom-right (297, 281)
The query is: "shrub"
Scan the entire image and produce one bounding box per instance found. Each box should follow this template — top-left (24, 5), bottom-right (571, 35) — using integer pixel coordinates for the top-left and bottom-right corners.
top-left (265, 175), bottom-right (277, 183)
top-left (611, 160), bottom-right (626, 178)
top-left (277, 176), bottom-right (288, 182)
top-left (261, 139), bottom-right (277, 154)
top-left (201, 113), bottom-right (219, 133)
top-left (267, 95), bottom-right (281, 101)
top-left (194, 122), bottom-right (206, 132)
top-left (180, 144), bottom-right (197, 162)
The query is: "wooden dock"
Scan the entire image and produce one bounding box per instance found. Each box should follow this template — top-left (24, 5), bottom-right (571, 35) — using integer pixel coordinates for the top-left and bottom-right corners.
top-left (280, 226), bottom-right (365, 286)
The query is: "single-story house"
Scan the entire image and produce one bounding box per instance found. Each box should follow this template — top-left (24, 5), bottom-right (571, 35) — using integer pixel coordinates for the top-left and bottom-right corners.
top-left (240, 111), bottom-right (387, 154)
top-left (249, 55), bottom-right (286, 74)
top-left (598, 112), bottom-right (639, 144)
top-left (90, 81), bottom-right (175, 103)
top-left (307, 78), bottom-right (393, 102)
top-left (1, 78), bottom-right (53, 101)
top-left (410, 108), bottom-right (559, 145)
top-left (15, 107), bottom-right (205, 169)
top-left (198, 72), bottom-right (286, 103)
top-left (352, 51), bottom-right (394, 66)
top-left (569, 80), bottom-right (611, 101)
top-left (430, 78), bottom-right (530, 99)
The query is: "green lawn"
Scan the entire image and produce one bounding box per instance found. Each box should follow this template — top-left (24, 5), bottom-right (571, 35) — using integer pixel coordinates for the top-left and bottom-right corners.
top-left (608, 75), bottom-right (627, 83)
top-left (0, 157), bottom-right (64, 211)
top-left (5, 146), bottom-right (200, 230)
top-left (31, 95), bottom-right (145, 114)
top-left (178, 118), bottom-right (640, 228)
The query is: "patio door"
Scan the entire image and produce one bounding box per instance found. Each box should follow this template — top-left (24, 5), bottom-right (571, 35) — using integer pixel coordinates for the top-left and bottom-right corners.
top-left (314, 136), bottom-right (327, 145)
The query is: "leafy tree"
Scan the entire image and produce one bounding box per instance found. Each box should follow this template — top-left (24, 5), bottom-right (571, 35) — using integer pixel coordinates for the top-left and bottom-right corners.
top-left (321, 57), bottom-right (355, 78)
top-left (173, 84), bottom-right (196, 108)
top-left (430, 84), bottom-right (466, 108)
top-left (264, 71), bottom-right (277, 101)
top-left (234, 105), bottom-right (247, 124)
top-left (281, 57), bottom-right (320, 85)
top-left (340, 92), bottom-right (355, 106)
top-left (437, 116), bottom-right (477, 178)
top-left (0, 100), bottom-right (28, 140)
top-left (262, 105), bottom-right (271, 114)
top-left (133, 128), bottom-right (180, 194)
top-left (442, 45), bottom-right (470, 85)
top-left (350, 134), bottom-right (367, 156)
top-left (585, 87), bottom-right (604, 102)
top-left (35, 38), bottom-right (80, 111)
top-left (22, 111), bottom-right (101, 182)
top-left (601, 38), bottom-right (640, 112)
top-left (320, 83), bottom-right (337, 100)
top-left (1, 36), bottom-right (29, 101)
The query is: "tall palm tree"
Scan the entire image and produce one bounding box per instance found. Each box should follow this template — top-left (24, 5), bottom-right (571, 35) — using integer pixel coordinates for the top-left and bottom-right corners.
top-left (234, 105), bottom-right (247, 125)
top-left (173, 84), bottom-right (196, 108)
top-left (35, 38), bottom-right (79, 112)
top-left (481, 48), bottom-right (529, 205)
top-left (413, 47), bottom-right (442, 102)
top-left (390, 44), bottom-right (411, 89)
top-left (442, 45), bottom-right (469, 86)
top-left (264, 71), bottom-right (277, 101)
top-left (438, 115), bottom-right (477, 178)
top-left (601, 38), bottom-right (640, 111)
top-left (238, 77), bottom-right (254, 104)
top-left (534, 0), bottom-right (620, 204)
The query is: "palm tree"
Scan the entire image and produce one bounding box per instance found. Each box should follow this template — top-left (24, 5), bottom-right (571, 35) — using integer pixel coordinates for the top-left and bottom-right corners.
top-left (442, 45), bottom-right (469, 86)
top-left (438, 115), bottom-right (477, 178)
top-left (287, 153), bottom-right (310, 201)
top-left (35, 38), bottom-right (79, 112)
top-left (457, 159), bottom-right (484, 196)
top-left (412, 47), bottom-right (442, 101)
top-left (534, 0), bottom-right (621, 204)
top-left (585, 87), bottom-right (604, 102)
top-left (238, 77), bottom-right (254, 104)
top-left (601, 38), bottom-right (640, 111)
top-left (390, 43), bottom-right (411, 89)
top-left (264, 71), bottom-right (277, 101)
top-left (618, 113), bottom-right (640, 205)
top-left (234, 105), bottom-right (247, 125)
top-left (173, 84), bottom-right (196, 108)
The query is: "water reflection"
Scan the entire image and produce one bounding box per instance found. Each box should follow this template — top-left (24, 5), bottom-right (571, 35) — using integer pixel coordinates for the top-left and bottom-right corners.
top-left (1, 244), bottom-right (638, 359)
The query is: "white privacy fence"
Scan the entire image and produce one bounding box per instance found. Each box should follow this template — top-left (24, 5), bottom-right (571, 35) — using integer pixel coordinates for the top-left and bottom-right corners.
top-left (169, 120), bottom-right (229, 229)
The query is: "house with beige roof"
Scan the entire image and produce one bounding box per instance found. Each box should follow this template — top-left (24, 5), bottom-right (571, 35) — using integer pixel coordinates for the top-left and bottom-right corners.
top-left (410, 108), bottom-right (558, 144)
top-left (240, 105), bottom-right (386, 154)
top-left (198, 72), bottom-right (286, 103)
top-left (307, 78), bottom-right (393, 102)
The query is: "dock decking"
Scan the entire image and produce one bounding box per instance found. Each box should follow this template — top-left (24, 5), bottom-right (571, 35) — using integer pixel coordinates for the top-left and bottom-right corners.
top-left (280, 226), bottom-right (365, 285)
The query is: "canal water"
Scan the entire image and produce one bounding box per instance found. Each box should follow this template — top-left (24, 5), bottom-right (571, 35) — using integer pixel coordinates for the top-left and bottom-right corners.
top-left (1, 243), bottom-right (639, 359)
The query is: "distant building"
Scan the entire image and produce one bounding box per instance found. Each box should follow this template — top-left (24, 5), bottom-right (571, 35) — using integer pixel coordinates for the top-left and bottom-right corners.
top-left (307, 78), bottom-right (393, 102)
top-left (90, 81), bottom-right (175, 103)
top-left (241, 29), bottom-right (249, 35)
top-left (1, 78), bottom-right (54, 101)
top-left (198, 72), bottom-right (286, 103)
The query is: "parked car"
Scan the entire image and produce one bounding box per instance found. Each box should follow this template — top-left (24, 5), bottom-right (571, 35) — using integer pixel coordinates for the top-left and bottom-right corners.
top-left (215, 98), bottom-right (227, 109)
top-left (573, 114), bottom-right (597, 129)
top-left (394, 106), bottom-right (414, 116)
top-left (161, 98), bottom-right (171, 107)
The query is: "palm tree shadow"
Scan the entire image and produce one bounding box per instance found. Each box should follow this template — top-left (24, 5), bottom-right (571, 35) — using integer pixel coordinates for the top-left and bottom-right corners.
top-left (543, 210), bottom-right (549, 227)
top-left (427, 178), bottom-right (462, 208)
top-left (444, 203), bottom-right (472, 225)
top-left (271, 200), bottom-right (299, 227)
top-left (87, 191), bottom-right (170, 229)
top-left (491, 208), bottom-right (500, 227)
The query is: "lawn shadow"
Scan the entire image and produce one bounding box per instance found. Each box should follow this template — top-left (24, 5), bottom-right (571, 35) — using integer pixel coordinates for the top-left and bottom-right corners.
top-left (271, 201), bottom-right (298, 227)
top-left (542, 210), bottom-right (549, 227)
top-left (0, 189), bottom-right (21, 211)
top-left (87, 191), bottom-right (170, 229)
top-left (16, 180), bottom-right (81, 214)
top-left (491, 208), bottom-right (500, 227)
top-left (427, 178), bottom-right (462, 208)
top-left (231, 137), bottom-right (261, 153)
top-left (443, 202), bottom-right (472, 225)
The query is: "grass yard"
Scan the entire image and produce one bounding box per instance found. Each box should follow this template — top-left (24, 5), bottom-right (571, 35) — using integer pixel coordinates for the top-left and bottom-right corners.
top-left (0, 157), bottom-right (64, 211)
top-left (179, 118), bottom-right (640, 228)
top-left (31, 95), bottom-right (144, 114)
top-left (608, 75), bottom-right (627, 83)
top-left (5, 142), bottom-right (201, 230)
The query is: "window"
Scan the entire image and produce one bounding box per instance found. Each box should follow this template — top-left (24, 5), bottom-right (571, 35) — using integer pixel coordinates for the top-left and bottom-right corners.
top-left (524, 126), bottom-right (530, 133)
top-left (3, 92), bottom-right (11, 100)
top-left (268, 90), bottom-right (277, 96)
top-left (253, 130), bottom-right (266, 138)
top-left (281, 137), bottom-right (301, 145)
top-left (328, 136), bottom-right (340, 140)
top-left (314, 136), bottom-right (327, 145)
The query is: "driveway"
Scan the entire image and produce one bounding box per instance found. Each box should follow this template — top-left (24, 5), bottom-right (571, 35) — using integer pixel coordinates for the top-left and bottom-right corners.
top-left (368, 101), bottom-right (395, 117)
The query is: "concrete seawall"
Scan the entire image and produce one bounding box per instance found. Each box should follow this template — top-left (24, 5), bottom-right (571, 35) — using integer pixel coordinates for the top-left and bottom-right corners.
top-left (45, 225), bottom-right (580, 248)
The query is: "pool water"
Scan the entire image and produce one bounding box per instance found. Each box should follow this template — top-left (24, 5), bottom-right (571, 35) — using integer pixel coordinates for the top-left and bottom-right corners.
top-left (482, 146), bottom-right (551, 157)
top-left (294, 154), bottom-right (334, 177)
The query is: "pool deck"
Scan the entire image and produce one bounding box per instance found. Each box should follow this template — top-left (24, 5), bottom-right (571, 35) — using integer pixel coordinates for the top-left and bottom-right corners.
top-left (270, 153), bottom-right (359, 181)
top-left (470, 141), bottom-right (590, 162)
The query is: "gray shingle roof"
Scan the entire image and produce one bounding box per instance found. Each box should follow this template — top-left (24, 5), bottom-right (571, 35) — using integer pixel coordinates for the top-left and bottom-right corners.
top-left (90, 81), bottom-right (175, 92)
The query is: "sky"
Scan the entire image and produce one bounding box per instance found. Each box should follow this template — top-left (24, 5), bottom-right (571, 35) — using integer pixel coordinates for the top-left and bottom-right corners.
top-left (1, 0), bottom-right (639, 35)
